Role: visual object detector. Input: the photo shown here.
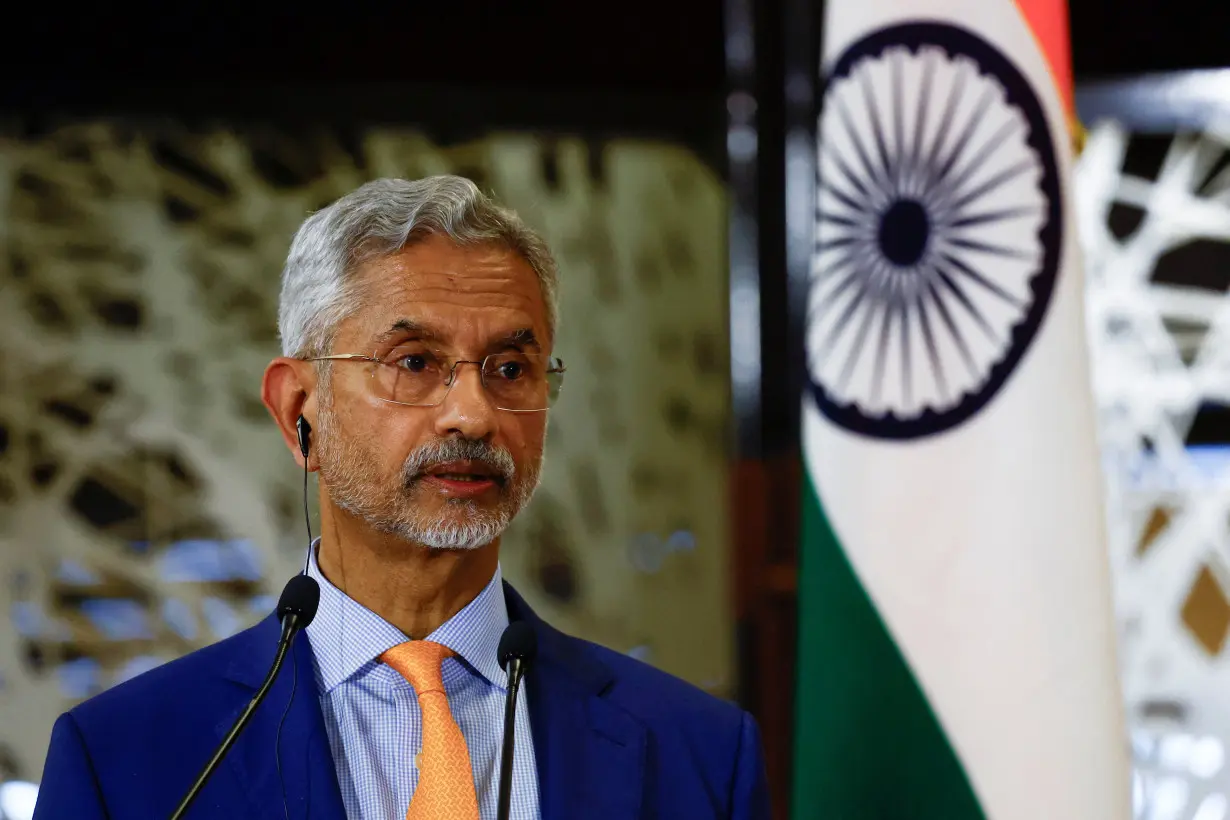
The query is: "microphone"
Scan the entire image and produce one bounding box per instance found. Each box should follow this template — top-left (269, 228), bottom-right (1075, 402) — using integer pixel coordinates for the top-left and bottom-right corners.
top-left (495, 621), bottom-right (537, 820)
top-left (168, 574), bottom-right (320, 820)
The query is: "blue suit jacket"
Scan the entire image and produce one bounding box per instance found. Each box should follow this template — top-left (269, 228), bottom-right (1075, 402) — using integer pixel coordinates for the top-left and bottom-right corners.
top-left (34, 583), bottom-right (770, 819)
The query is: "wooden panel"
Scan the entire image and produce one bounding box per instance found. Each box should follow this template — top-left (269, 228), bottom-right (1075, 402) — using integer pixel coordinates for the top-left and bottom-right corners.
top-left (731, 454), bottom-right (800, 819)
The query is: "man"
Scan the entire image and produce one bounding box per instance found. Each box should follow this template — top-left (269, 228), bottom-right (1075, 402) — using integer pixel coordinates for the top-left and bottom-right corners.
top-left (33, 176), bottom-right (769, 819)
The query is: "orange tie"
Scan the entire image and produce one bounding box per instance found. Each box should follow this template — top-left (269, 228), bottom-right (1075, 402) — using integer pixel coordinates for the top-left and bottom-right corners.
top-left (380, 640), bottom-right (480, 820)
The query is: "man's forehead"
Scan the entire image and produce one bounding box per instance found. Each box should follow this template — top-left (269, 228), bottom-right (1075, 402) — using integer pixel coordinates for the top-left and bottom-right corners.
top-left (339, 242), bottom-right (549, 348)
top-left (345, 298), bottom-right (545, 349)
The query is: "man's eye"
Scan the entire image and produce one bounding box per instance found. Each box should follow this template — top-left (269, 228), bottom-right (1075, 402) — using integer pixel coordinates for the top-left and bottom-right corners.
top-left (496, 361), bottom-right (524, 380)
top-left (398, 354), bottom-right (431, 372)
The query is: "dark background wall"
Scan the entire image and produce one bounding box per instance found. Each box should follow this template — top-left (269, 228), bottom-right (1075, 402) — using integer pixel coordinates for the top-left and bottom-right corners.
top-left (0, 3), bottom-right (726, 136)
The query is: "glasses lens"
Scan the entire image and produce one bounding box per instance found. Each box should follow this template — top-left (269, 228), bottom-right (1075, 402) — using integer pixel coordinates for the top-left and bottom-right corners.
top-left (374, 345), bottom-right (447, 406)
top-left (484, 352), bottom-right (563, 411)
top-left (368, 347), bottom-right (564, 410)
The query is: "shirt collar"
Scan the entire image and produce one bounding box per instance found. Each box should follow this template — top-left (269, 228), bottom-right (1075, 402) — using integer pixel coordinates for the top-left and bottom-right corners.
top-left (304, 540), bottom-right (509, 693)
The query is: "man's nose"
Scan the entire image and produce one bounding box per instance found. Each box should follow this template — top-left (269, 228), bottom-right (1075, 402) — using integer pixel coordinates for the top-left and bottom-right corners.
top-left (433, 362), bottom-right (497, 440)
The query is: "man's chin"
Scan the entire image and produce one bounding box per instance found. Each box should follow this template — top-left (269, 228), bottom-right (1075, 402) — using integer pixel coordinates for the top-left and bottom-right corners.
top-left (410, 519), bottom-right (507, 551)
top-left (373, 504), bottom-right (512, 550)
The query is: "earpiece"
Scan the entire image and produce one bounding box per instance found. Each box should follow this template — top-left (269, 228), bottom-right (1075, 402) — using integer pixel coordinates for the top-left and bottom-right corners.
top-left (296, 414), bottom-right (314, 577)
top-left (296, 415), bottom-right (312, 459)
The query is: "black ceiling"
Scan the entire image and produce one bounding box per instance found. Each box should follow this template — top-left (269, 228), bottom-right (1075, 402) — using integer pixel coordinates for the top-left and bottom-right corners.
top-left (0, 3), bottom-right (725, 106)
top-left (1071, 0), bottom-right (1230, 78)
top-left (0, 1), bottom-right (1225, 111)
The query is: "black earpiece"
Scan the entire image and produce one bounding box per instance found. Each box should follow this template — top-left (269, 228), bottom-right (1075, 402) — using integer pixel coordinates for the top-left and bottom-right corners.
top-left (296, 414), bottom-right (314, 576)
top-left (296, 415), bottom-right (312, 459)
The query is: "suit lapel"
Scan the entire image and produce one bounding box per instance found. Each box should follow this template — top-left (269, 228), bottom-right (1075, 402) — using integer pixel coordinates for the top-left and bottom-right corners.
top-left (505, 584), bottom-right (647, 820)
top-left (215, 587), bottom-right (646, 819)
top-left (221, 617), bottom-right (347, 820)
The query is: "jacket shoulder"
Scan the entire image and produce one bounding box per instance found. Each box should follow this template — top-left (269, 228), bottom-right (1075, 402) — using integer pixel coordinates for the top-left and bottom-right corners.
top-left (505, 582), bottom-right (750, 740)
top-left (558, 631), bottom-right (747, 732)
top-left (545, 628), bottom-right (765, 813)
top-left (68, 616), bottom-right (277, 734)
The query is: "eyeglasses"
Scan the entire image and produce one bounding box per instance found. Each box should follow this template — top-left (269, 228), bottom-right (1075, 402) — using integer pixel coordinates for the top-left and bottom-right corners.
top-left (306, 345), bottom-right (566, 413)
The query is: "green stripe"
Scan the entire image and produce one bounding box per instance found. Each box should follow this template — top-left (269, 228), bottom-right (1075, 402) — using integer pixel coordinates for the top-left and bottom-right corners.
top-left (793, 467), bottom-right (985, 819)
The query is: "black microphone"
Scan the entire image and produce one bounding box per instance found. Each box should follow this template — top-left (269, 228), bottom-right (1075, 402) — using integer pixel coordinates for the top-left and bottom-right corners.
top-left (168, 574), bottom-right (320, 820)
top-left (496, 621), bottom-right (537, 820)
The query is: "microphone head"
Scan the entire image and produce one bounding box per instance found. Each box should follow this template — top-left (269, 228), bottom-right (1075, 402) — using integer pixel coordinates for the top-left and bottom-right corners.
top-left (277, 574), bottom-right (320, 629)
top-left (497, 621), bottom-right (537, 671)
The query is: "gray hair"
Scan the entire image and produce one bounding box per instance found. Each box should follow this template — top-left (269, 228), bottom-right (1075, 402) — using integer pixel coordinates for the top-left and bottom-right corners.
top-left (278, 175), bottom-right (559, 358)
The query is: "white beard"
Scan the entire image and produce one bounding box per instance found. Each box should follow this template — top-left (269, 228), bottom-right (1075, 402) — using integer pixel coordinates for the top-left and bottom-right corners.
top-left (315, 400), bottom-right (543, 551)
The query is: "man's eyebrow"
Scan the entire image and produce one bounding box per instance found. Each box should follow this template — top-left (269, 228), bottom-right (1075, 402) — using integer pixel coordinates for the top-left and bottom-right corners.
top-left (371, 321), bottom-right (540, 351)
top-left (490, 328), bottom-right (540, 350)
top-left (373, 319), bottom-right (442, 345)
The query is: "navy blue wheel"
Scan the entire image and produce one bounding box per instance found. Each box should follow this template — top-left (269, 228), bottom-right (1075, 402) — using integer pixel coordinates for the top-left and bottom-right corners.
top-left (807, 22), bottom-right (1062, 440)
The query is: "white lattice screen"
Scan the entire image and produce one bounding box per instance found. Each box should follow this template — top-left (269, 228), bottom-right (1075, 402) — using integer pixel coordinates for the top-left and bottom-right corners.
top-left (1078, 71), bottom-right (1230, 820)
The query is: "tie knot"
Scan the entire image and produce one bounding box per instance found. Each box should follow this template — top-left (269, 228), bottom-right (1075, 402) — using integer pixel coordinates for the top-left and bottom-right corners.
top-left (380, 640), bottom-right (455, 696)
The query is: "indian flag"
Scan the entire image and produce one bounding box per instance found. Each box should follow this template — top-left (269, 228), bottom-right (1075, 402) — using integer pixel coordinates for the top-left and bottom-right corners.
top-left (794, 1), bottom-right (1131, 818)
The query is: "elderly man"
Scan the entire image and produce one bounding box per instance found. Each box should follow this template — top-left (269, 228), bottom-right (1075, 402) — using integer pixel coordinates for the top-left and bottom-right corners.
top-left (34, 176), bottom-right (769, 819)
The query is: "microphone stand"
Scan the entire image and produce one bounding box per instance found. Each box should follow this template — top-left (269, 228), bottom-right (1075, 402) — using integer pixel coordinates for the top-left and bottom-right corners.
top-left (495, 621), bottom-right (536, 820)
top-left (496, 656), bottom-right (527, 820)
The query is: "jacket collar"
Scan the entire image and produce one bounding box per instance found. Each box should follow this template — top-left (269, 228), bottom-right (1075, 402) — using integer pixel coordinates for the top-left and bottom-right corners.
top-left (304, 545), bottom-right (510, 693)
top-left (223, 582), bottom-right (648, 820)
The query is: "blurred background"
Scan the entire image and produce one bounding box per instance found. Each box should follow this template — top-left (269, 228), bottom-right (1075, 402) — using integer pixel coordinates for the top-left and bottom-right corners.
top-left (0, 2), bottom-right (1229, 819)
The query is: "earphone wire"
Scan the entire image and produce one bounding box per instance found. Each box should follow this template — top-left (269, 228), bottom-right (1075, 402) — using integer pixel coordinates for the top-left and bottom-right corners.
top-left (276, 455), bottom-right (314, 820)
top-left (301, 456), bottom-right (313, 573)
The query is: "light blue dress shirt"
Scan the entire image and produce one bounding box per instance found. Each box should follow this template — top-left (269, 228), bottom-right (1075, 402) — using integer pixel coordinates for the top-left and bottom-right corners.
top-left (304, 547), bottom-right (540, 819)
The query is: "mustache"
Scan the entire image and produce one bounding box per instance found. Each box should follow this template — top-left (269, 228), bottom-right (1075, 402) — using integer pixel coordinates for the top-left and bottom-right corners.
top-left (402, 438), bottom-right (517, 487)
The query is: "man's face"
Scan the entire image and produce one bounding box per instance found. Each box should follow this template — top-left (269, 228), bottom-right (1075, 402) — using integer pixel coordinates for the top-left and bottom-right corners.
top-left (313, 234), bottom-right (550, 550)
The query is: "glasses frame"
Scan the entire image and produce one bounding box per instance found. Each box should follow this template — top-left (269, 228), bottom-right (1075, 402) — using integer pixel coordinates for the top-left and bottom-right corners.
top-left (305, 351), bottom-right (566, 414)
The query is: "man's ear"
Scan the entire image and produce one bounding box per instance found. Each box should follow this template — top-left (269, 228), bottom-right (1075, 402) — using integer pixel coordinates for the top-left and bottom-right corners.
top-left (262, 357), bottom-right (319, 470)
